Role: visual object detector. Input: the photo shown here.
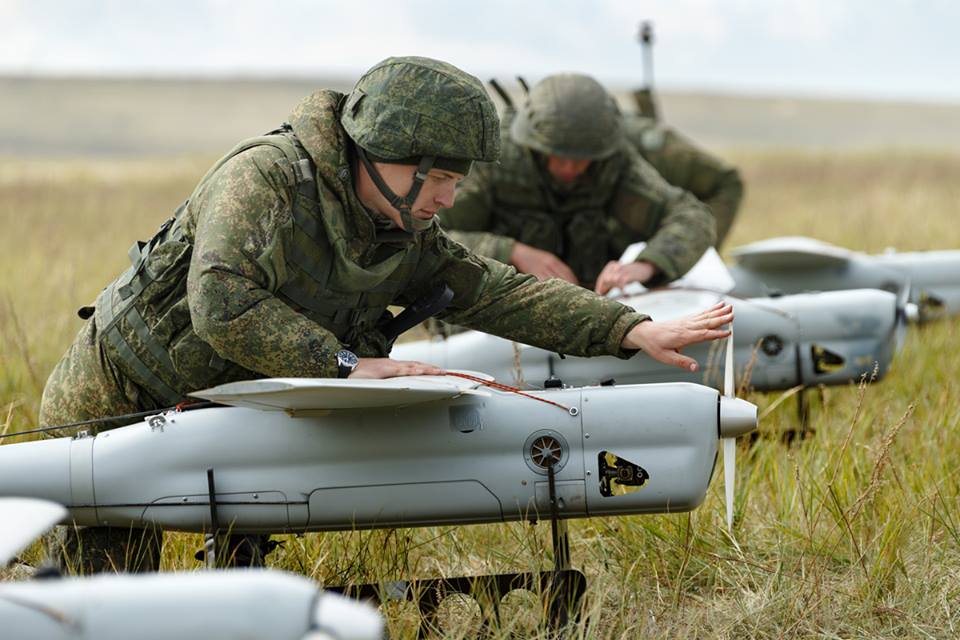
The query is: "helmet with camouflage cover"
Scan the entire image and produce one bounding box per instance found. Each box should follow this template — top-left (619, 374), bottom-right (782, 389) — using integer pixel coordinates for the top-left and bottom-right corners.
top-left (510, 73), bottom-right (624, 160)
top-left (341, 56), bottom-right (500, 232)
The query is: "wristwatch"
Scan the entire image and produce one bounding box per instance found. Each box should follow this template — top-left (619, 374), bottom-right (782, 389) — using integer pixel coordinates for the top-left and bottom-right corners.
top-left (335, 349), bottom-right (359, 378)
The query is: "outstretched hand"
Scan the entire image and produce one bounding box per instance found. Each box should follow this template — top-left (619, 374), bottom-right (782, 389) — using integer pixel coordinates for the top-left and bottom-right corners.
top-left (621, 302), bottom-right (733, 371)
top-left (349, 358), bottom-right (444, 379)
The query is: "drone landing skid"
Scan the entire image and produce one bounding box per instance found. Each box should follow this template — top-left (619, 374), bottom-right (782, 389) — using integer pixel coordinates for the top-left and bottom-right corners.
top-left (332, 464), bottom-right (588, 637)
top-left (332, 569), bottom-right (587, 638)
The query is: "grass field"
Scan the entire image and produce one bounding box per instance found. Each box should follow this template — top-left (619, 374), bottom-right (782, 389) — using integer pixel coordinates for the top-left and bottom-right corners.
top-left (1, 146), bottom-right (959, 637)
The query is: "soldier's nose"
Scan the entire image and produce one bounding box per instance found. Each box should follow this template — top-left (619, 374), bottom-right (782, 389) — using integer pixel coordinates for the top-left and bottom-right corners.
top-left (436, 185), bottom-right (456, 209)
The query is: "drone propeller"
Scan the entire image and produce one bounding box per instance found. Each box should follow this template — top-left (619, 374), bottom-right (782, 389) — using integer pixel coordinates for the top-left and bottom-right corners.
top-left (722, 322), bottom-right (736, 531)
top-left (894, 278), bottom-right (918, 352)
top-left (0, 498), bottom-right (67, 566)
top-left (715, 312), bottom-right (757, 533)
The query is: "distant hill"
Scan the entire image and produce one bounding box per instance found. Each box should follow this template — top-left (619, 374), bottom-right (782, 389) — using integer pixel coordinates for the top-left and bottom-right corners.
top-left (2, 75), bottom-right (959, 157)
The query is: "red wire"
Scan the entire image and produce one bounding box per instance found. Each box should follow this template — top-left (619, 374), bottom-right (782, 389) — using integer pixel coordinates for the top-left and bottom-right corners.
top-left (443, 371), bottom-right (573, 413)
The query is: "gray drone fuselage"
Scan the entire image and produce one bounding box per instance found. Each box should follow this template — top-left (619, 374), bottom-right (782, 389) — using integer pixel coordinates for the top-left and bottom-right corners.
top-left (0, 569), bottom-right (381, 640)
top-left (729, 237), bottom-right (960, 321)
top-left (0, 499), bottom-right (382, 640)
top-left (0, 378), bottom-right (755, 534)
top-left (394, 288), bottom-right (899, 391)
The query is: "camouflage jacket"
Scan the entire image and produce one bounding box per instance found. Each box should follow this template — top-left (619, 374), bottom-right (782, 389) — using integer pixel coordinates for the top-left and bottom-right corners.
top-left (91, 91), bottom-right (648, 405)
top-left (439, 125), bottom-right (716, 288)
top-left (624, 115), bottom-right (743, 246)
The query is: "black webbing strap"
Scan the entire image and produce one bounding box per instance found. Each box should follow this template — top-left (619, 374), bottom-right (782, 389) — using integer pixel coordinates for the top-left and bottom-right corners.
top-left (355, 146), bottom-right (434, 215)
top-left (379, 283), bottom-right (454, 342)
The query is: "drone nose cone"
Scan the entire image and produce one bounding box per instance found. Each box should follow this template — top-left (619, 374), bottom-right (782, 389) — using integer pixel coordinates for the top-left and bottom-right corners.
top-left (719, 397), bottom-right (757, 438)
top-left (308, 591), bottom-right (384, 640)
top-left (0, 437), bottom-right (76, 505)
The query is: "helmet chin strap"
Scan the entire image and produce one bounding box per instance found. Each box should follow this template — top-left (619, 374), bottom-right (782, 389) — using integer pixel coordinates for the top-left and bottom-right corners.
top-left (356, 147), bottom-right (436, 232)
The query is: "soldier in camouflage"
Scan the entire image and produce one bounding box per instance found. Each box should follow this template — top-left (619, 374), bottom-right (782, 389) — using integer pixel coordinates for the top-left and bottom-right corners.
top-left (439, 73), bottom-right (719, 295)
top-left (623, 113), bottom-right (743, 247)
top-left (40, 57), bottom-right (733, 574)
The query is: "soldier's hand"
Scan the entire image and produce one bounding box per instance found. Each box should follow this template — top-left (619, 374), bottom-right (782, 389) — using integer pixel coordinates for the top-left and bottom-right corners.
top-left (594, 260), bottom-right (658, 296)
top-left (621, 302), bottom-right (733, 371)
top-left (510, 242), bottom-right (578, 284)
top-left (349, 358), bottom-right (445, 379)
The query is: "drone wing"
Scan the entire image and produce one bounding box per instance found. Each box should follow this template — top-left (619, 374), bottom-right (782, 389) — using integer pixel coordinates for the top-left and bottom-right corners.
top-left (190, 372), bottom-right (492, 412)
top-left (0, 498), bottom-right (67, 566)
top-left (731, 236), bottom-right (855, 270)
top-left (620, 288), bottom-right (728, 321)
top-left (614, 243), bottom-right (735, 295)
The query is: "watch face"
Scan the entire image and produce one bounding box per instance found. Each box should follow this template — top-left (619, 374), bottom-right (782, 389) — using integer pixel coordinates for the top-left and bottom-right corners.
top-left (336, 350), bottom-right (359, 372)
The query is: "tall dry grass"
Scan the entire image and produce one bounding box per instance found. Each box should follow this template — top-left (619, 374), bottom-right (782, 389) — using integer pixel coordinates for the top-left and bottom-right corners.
top-left (1, 151), bottom-right (959, 638)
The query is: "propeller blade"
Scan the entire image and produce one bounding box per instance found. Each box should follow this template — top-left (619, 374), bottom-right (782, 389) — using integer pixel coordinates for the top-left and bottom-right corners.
top-left (722, 320), bottom-right (736, 531)
top-left (723, 330), bottom-right (735, 399)
top-left (723, 437), bottom-right (736, 531)
top-left (0, 498), bottom-right (67, 566)
top-left (894, 278), bottom-right (913, 352)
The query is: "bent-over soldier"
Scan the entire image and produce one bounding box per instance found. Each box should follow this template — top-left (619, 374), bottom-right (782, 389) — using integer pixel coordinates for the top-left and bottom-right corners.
top-left (40, 58), bottom-right (733, 573)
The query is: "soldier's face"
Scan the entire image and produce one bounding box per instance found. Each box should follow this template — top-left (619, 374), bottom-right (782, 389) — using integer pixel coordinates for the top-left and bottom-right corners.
top-left (360, 162), bottom-right (465, 230)
top-left (545, 155), bottom-right (592, 183)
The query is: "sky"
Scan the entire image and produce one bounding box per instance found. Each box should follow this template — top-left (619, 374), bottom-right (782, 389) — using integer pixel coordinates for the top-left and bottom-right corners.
top-left (1, 0), bottom-right (957, 103)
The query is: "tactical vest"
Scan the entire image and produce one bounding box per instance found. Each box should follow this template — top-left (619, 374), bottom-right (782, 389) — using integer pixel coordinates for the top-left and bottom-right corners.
top-left (94, 128), bottom-right (420, 405)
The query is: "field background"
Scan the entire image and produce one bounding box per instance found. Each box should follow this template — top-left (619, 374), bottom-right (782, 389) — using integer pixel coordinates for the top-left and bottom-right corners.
top-left (1, 77), bottom-right (959, 638)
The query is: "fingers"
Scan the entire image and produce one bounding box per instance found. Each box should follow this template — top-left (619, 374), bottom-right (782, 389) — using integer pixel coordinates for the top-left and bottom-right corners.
top-left (677, 355), bottom-right (699, 372)
top-left (594, 261), bottom-right (621, 295)
top-left (551, 260), bottom-right (578, 284)
top-left (693, 302), bottom-right (732, 320)
top-left (513, 244), bottom-right (578, 284)
top-left (543, 257), bottom-right (577, 283)
top-left (597, 261), bottom-right (656, 295)
top-left (647, 345), bottom-right (700, 372)
top-left (350, 358), bottom-right (443, 379)
top-left (689, 303), bottom-right (734, 329)
top-left (594, 277), bottom-right (610, 295)
top-left (529, 259), bottom-right (577, 284)
top-left (529, 267), bottom-right (551, 281)
top-left (700, 328), bottom-right (732, 341)
top-left (391, 359), bottom-right (444, 377)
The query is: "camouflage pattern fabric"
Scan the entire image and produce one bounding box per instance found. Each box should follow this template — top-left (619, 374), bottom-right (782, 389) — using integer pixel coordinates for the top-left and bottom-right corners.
top-left (39, 319), bottom-right (163, 574)
top-left (38, 66), bottom-right (657, 572)
top-left (439, 126), bottom-right (716, 288)
top-left (341, 56), bottom-right (499, 164)
top-left (510, 74), bottom-right (623, 160)
top-left (624, 114), bottom-right (744, 247)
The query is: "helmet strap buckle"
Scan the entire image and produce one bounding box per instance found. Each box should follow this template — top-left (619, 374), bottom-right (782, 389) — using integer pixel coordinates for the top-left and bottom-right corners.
top-left (357, 146), bottom-right (436, 233)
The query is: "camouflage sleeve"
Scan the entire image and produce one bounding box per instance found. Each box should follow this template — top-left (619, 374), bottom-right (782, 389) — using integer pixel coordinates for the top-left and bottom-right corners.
top-left (443, 230), bottom-right (515, 264)
top-left (407, 229), bottom-right (649, 358)
top-left (186, 148), bottom-right (340, 378)
top-left (641, 128), bottom-right (744, 247)
top-left (612, 149), bottom-right (716, 286)
top-left (437, 163), bottom-right (517, 264)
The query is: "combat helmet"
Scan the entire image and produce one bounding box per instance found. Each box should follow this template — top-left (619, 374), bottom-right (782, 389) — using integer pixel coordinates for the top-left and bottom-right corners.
top-left (341, 56), bottom-right (500, 232)
top-left (510, 73), bottom-right (624, 160)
